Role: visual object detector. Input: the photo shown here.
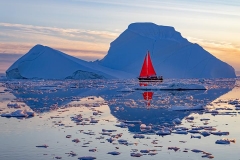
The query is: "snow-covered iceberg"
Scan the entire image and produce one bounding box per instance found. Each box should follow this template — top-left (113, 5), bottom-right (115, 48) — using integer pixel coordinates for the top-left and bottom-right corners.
top-left (6, 45), bottom-right (133, 79)
top-left (100, 22), bottom-right (236, 78)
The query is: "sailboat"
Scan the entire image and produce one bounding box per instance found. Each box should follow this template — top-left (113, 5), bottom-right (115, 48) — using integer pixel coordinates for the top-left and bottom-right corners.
top-left (138, 51), bottom-right (163, 82)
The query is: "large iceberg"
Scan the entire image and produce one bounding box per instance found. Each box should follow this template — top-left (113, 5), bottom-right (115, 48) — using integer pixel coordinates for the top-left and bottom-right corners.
top-left (6, 23), bottom-right (236, 79)
top-left (6, 44), bottom-right (133, 79)
top-left (100, 22), bottom-right (236, 78)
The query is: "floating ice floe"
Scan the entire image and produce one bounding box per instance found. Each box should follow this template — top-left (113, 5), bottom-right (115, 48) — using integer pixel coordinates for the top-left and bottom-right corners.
top-left (72, 138), bottom-right (80, 143)
top-left (36, 144), bottom-right (49, 148)
top-left (211, 131), bottom-right (229, 136)
top-left (140, 124), bottom-right (152, 130)
top-left (215, 138), bottom-right (235, 144)
top-left (173, 129), bottom-right (188, 135)
top-left (66, 135), bottom-right (71, 138)
top-left (168, 147), bottom-right (180, 151)
top-left (160, 83), bottom-right (207, 90)
top-left (107, 151), bottom-right (121, 155)
top-left (191, 135), bottom-right (201, 139)
top-left (89, 149), bottom-right (97, 152)
top-left (1, 110), bottom-right (35, 118)
top-left (133, 134), bottom-right (145, 139)
top-left (172, 118), bottom-right (182, 125)
top-left (118, 139), bottom-right (128, 144)
top-left (169, 104), bottom-right (205, 111)
top-left (140, 150), bottom-right (150, 153)
top-left (55, 156), bottom-right (62, 159)
top-left (185, 116), bottom-right (194, 120)
top-left (115, 122), bottom-right (129, 128)
top-left (124, 120), bottom-right (142, 124)
top-left (78, 156), bottom-right (96, 160)
top-left (201, 131), bottom-right (211, 137)
top-left (136, 83), bottom-right (207, 90)
top-left (188, 130), bottom-right (200, 134)
top-left (156, 128), bottom-right (171, 136)
top-left (102, 129), bottom-right (117, 132)
top-left (66, 151), bottom-right (77, 157)
top-left (106, 137), bottom-right (115, 143)
top-left (130, 153), bottom-right (143, 157)
top-left (7, 103), bottom-right (21, 108)
top-left (191, 149), bottom-right (203, 153)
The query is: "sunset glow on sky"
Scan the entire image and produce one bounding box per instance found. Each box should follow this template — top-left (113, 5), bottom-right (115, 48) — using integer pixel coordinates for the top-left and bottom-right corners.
top-left (0, 0), bottom-right (239, 72)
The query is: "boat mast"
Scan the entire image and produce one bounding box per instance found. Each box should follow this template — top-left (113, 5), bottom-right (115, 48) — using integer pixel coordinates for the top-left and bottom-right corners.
top-left (147, 51), bottom-right (149, 77)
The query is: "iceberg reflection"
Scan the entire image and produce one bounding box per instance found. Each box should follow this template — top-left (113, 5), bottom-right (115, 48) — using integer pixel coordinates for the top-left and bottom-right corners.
top-left (1, 79), bottom-right (236, 131)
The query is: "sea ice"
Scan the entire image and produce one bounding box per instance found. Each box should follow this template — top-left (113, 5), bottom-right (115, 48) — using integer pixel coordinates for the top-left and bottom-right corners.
top-left (1, 110), bottom-right (35, 118)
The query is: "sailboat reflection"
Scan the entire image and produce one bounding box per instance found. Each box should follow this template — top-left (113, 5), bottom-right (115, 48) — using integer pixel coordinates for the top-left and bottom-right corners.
top-left (142, 91), bottom-right (153, 108)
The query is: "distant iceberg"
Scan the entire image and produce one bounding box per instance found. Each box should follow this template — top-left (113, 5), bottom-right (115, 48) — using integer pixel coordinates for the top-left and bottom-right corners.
top-left (6, 44), bottom-right (133, 79)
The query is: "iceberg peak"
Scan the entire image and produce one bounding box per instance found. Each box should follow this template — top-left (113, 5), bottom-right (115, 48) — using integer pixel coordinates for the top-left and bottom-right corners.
top-left (127, 22), bottom-right (187, 42)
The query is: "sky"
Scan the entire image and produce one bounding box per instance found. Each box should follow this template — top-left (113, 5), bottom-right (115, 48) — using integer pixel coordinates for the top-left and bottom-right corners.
top-left (0, 0), bottom-right (240, 73)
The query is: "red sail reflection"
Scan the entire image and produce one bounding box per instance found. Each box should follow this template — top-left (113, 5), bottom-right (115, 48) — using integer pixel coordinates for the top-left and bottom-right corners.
top-left (142, 91), bottom-right (153, 107)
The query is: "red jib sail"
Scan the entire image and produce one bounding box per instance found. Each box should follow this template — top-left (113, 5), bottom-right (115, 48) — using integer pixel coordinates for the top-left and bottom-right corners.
top-left (139, 51), bottom-right (157, 78)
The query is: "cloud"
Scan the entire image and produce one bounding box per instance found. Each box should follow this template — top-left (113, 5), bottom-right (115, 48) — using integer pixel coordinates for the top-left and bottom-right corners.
top-left (0, 23), bottom-right (115, 60)
top-left (75, 0), bottom-right (240, 17)
top-left (187, 36), bottom-right (240, 70)
top-left (0, 22), bottom-right (118, 43)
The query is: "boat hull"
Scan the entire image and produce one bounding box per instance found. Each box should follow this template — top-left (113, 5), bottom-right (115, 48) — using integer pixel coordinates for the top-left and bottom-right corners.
top-left (138, 77), bottom-right (163, 82)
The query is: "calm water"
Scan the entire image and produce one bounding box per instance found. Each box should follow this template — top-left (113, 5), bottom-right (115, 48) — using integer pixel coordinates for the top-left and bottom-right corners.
top-left (0, 78), bottom-right (239, 160)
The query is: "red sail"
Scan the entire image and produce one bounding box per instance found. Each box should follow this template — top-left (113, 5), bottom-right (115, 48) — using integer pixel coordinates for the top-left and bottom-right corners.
top-left (139, 51), bottom-right (157, 78)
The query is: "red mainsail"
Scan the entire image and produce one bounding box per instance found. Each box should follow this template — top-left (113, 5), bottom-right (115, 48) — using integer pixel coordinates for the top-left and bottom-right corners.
top-left (139, 51), bottom-right (157, 78)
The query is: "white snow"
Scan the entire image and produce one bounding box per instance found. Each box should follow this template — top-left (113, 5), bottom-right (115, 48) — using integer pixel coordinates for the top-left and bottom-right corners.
top-left (100, 22), bottom-right (236, 78)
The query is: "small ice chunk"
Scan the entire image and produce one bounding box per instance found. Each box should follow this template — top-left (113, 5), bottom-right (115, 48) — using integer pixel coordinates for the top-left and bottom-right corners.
top-left (133, 134), bottom-right (145, 139)
top-left (173, 130), bottom-right (188, 135)
top-left (201, 131), bottom-right (211, 137)
top-left (191, 135), bottom-right (201, 139)
top-left (78, 156), bottom-right (96, 160)
top-left (172, 118), bottom-right (182, 125)
top-left (107, 151), bottom-right (121, 155)
top-left (188, 130), bottom-right (200, 134)
top-left (168, 147), bottom-right (180, 151)
top-left (140, 124), bottom-right (152, 130)
top-left (130, 153), bottom-right (142, 157)
top-left (156, 128), bottom-right (171, 136)
top-left (191, 149), bottom-right (203, 153)
top-left (36, 144), bottom-right (49, 148)
top-left (215, 138), bottom-right (235, 144)
top-left (211, 131), bottom-right (229, 136)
